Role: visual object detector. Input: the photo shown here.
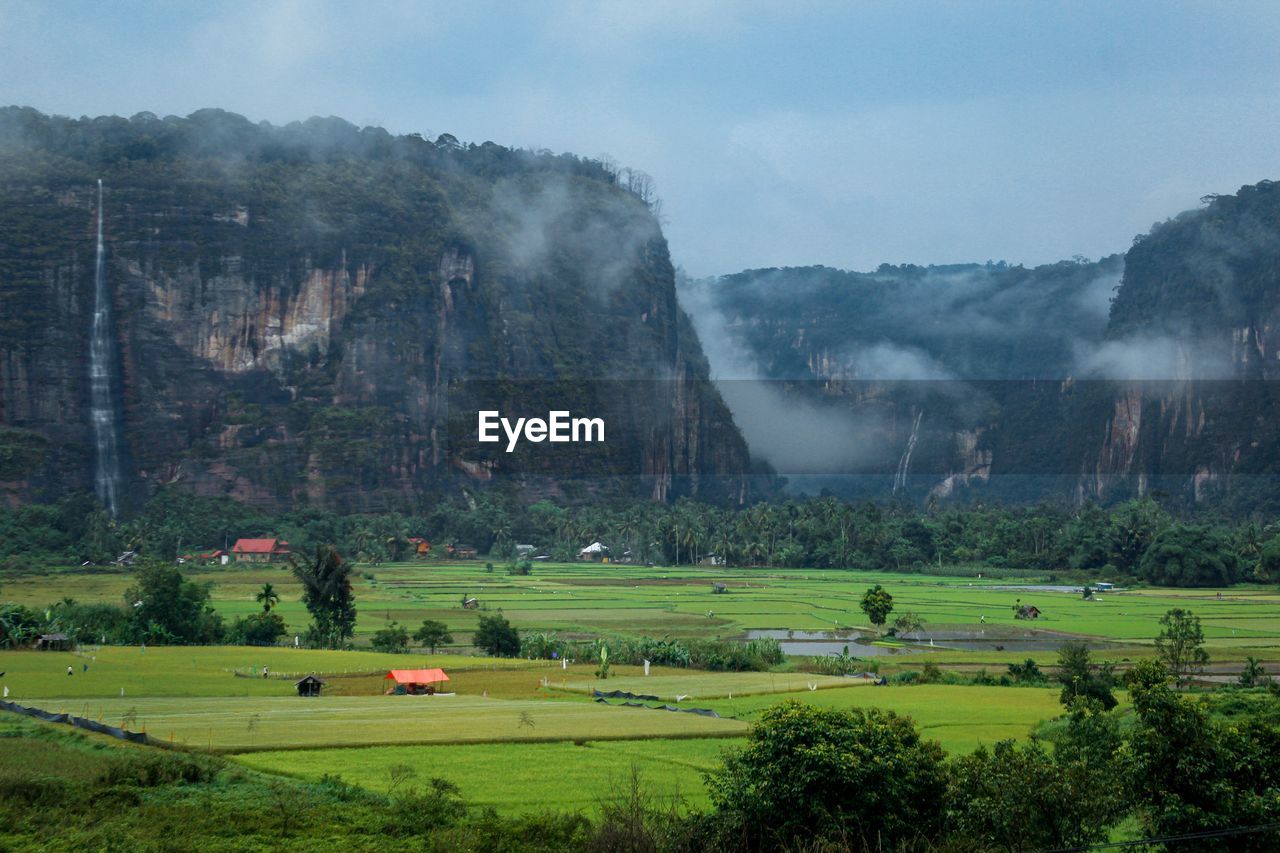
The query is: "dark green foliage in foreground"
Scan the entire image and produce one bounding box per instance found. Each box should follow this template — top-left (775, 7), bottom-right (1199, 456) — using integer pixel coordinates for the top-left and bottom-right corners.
top-left (1123, 660), bottom-right (1280, 850)
top-left (473, 612), bottom-right (521, 657)
top-left (704, 701), bottom-right (947, 850)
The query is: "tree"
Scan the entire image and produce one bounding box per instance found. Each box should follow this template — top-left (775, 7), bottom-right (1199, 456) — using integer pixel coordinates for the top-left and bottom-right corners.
top-left (1124, 659), bottom-right (1280, 848)
top-left (1155, 608), bottom-right (1209, 688)
top-left (255, 582), bottom-right (279, 614)
top-left (859, 584), bottom-right (894, 630)
top-left (945, 738), bottom-right (1124, 850)
top-left (892, 610), bottom-right (924, 636)
top-left (414, 620), bottom-right (453, 653)
top-left (124, 561), bottom-right (223, 644)
top-left (473, 612), bottom-right (520, 657)
top-left (705, 701), bottom-right (946, 850)
top-left (1239, 656), bottom-right (1270, 687)
top-left (1056, 641), bottom-right (1117, 710)
top-left (228, 611), bottom-right (287, 645)
top-left (371, 621), bottom-right (410, 654)
top-left (290, 545), bottom-right (356, 649)
top-left (1138, 525), bottom-right (1239, 587)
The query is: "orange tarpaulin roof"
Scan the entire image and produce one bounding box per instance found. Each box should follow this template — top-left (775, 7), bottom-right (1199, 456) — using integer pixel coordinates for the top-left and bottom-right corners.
top-left (384, 668), bottom-right (450, 684)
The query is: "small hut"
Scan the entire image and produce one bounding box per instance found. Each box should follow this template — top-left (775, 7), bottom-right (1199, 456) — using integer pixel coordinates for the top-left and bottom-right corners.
top-left (295, 674), bottom-right (326, 697)
top-left (384, 668), bottom-right (450, 695)
top-left (35, 632), bottom-right (71, 651)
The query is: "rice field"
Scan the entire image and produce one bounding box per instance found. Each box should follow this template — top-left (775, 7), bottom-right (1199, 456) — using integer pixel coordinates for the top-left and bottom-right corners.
top-left (18, 694), bottom-right (747, 752)
top-left (7, 560), bottom-right (1278, 662)
top-left (2, 560), bottom-right (1275, 815)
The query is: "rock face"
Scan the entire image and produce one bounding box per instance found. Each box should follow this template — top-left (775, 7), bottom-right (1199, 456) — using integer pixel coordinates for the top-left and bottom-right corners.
top-left (0, 108), bottom-right (757, 511)
top-left (690, 180), bottom-right (1280, 509)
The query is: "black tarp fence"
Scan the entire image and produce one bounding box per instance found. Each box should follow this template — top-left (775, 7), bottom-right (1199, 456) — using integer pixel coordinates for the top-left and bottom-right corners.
top-left (0, 699), bottom-right (150, 744)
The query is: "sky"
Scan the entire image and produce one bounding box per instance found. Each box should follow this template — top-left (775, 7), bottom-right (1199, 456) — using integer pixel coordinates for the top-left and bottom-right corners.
top-left (3, 1), bottom-right (1278, 277)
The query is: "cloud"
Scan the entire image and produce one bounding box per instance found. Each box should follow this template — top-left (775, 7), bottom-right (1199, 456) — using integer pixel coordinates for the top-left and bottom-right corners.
top-left (1072, 335), bottom-right (1233, 380)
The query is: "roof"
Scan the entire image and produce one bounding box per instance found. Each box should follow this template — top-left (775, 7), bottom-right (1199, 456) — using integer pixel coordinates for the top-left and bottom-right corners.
top-left (384, 668), bottom-right (450, 684)
top-left (295, 675), bottom-right (326, 685)
top-left (39, 633), bottom-right (69, 641)
top-left (579, 541), bottom-right (609, 553)
top-left (232, 538), bottom-right (290, 554)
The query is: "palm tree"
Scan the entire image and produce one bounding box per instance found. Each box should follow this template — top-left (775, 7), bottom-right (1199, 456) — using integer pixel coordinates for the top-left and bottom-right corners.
top-left (255, 582), bottom-right (279, 614)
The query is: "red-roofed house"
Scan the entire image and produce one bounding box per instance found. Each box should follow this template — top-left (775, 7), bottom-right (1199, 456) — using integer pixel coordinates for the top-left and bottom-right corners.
top-left (384, 668), bottom-right (450, 695)
top-left (231, 538), bottom-right (291, 563)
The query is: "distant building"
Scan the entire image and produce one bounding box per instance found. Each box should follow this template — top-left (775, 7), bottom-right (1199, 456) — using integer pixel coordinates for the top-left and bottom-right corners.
top-left (447, 543), bottom-right (478, 559)
top-left (514, 544), bottom-right (535, 559)
top-left (699, 553), bottom-right (726, 567)
top-left (407, 537), bottom-right (432, 557)
top-left (1014, 604), bottom-right (1042, 620)
top-left (579, 542), bottom-right (611, 562)
top-left (231, 538), bottom-right (291, 563)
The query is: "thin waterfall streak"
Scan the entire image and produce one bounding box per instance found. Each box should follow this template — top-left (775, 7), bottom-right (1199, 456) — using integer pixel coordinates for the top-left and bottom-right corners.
top-left (893, 409), bottom-right (923, 495)
top-left (90, 179), bottom-right (123, 516)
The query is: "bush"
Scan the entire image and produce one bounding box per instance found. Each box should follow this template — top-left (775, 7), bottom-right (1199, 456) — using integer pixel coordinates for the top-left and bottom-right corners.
top-left (706, 701), bottom-right (947, 850)
top-left (474, 612), bottom-right (520, 657)
top-left (371, 621), bottom-right (410, 654)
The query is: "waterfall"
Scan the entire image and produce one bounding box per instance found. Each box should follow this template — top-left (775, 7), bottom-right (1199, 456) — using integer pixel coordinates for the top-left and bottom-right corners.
top-left (892, 409), bottom-right (923, 495)
top-left (90, 179), bottom-right (124, 515)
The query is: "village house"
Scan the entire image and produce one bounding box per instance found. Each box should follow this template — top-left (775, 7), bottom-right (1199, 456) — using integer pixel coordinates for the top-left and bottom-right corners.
top-left (407, 537), bottom-right (432, 557)
top-left (447, 543), bottom-right (478, 559)
top-left (579, 542), bottom-right (611, 562)
top-left (231, 538), bottom-right (292, 563)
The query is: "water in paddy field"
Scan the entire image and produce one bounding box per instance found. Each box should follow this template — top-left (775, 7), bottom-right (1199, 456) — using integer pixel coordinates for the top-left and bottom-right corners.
top-left (744, 629), bottom-right (915, 657)
top-left (89, 179), bottom-right (124, 516)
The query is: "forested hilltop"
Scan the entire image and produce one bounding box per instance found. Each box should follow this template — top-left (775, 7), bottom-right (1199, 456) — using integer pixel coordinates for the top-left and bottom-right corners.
top-left (687, 180), bottom-right (1280, 511)
top-left (0, 107), bottom-right (758, 514)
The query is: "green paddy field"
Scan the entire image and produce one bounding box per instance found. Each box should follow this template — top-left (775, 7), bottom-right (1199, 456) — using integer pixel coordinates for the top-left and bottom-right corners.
top-left (1, 560), bottom-right (1275, 814)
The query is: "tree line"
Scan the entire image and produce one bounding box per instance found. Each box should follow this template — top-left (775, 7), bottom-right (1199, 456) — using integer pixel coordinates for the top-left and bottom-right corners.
top-left (5, 488), bottom-right (1279, 587)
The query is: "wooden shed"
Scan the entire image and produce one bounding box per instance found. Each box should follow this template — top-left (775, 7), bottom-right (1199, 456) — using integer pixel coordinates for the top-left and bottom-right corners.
top-left (35, 633), bottom-right (71, 651)
top-left (295, 674), bottom-right (326, 697)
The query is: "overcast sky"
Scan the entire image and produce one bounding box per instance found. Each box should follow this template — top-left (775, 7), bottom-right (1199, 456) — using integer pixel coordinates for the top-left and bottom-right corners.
top-left (3, 1), bottom-right (1278, 276)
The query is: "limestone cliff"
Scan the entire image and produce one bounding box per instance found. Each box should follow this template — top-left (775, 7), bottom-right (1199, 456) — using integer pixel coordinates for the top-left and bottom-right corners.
top-left (0, 108), bottom-right (758, 511)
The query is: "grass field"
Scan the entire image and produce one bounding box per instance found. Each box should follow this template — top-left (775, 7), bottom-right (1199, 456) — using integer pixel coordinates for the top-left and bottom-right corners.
top-left (0, 645), bottom-right (540, 700)
top-left (7, 560), bottom-right (1279, 664)
top-left (236, 738), bottom-right (733, 815)
top-left (2, 559), bottom-right (1275, 816)
top-left (19, 694), bottom-right (747, 752)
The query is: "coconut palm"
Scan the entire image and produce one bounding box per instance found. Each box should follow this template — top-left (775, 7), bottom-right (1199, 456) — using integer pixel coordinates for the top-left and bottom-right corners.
top-left (255, 582), bottom-right (279, 614)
